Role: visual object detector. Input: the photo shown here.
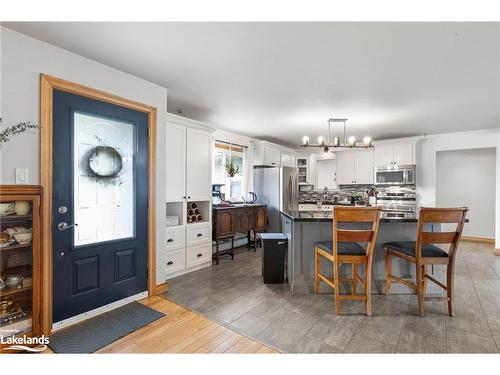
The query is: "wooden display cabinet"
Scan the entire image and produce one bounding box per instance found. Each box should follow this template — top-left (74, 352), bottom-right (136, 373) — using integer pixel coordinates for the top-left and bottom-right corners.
top-left (0, 185), bottom-right (41, 340)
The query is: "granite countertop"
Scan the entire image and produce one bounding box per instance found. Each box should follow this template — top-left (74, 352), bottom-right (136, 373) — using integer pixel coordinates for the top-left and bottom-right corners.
top-left (299, 201), bottom-right (354, 206)
top-left (281, 210), bottom-right (419, 223)
top-left (213, 203), bottom-right (267, 210)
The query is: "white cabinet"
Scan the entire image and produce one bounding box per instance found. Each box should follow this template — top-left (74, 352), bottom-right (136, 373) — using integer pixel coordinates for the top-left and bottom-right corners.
top-left (281, 152), bottom-right (296, 168)
top-left (165, 123), bottom-right (186, 202)
top-left (335, 150), bottom-right (374, 185)
top-left (335, 152), bottom-right (355, 185)
top-left (394, 143), bottom-right (414, 165)
top-left (354, 150), bottom-right (374, 184)
top-left (374, 142), bottom-right (414, 167)
top-left (264, 145), bottom-right (281, 166)
top-left (253, 141), bottom-right (281, 167)
top-left (186, 128), bottom-right (212, 200)
top-left (164, 114), bottom-right (213, 281)
top-left (373, 145), bottom-right (393, 168)
top-left (165, 121), bottom-right (212, 202)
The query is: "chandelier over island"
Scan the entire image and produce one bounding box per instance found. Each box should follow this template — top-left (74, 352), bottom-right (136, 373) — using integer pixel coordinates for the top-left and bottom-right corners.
top-left (301, 118), bottom-right (373, 152)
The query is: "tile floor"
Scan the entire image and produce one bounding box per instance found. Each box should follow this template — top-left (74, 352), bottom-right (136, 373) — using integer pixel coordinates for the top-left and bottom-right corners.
top-left (164, 241), bottom-right (500, 353)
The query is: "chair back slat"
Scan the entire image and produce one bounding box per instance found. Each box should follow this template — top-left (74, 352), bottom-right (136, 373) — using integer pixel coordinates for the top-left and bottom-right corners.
top-left (335, 207), bottom-right (380, 222)
top-left (332, 207), bottom-right (381, 258)
top-left (337, 230), bottom-right (373, 243)
top-left (421, 231), bottom-right (458, 244)
top-left (420, 209), bottom-right (466, 224)
top-left (416, 207), bottom-right (468, 261)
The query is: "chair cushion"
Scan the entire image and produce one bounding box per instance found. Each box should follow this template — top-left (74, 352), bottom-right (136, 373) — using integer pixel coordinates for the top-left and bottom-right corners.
top-left (314, 241), bottom-right (365, 256)
top-left (384, 241), bottom-right (448, 258)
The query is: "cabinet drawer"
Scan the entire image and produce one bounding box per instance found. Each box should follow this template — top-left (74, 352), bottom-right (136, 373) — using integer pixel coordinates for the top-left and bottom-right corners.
top-left (165, 226), bottom-right (185, 249)
top-left (165, 249), bottom-right (186, 276)
top-left (186, 243), bottom-right (212, 268)
top-left (186, 223), bottom-right (211, 245)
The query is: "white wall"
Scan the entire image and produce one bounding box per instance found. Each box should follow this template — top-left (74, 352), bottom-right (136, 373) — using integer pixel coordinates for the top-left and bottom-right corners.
top-left (0, 27), bottom-right (168, 284)
top-left (416, 129), bottom-right (500, 248)
top-left (436, 148), bottom-right (496, 238)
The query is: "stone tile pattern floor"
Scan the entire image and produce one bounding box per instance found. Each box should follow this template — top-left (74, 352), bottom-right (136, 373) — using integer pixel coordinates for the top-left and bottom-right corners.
top-left (165, 242), bottom-right (500, 353)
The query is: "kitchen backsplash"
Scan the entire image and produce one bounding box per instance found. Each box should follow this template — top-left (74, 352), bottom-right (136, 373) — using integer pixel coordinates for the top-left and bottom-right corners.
top-left (298, 184), bottom-right (373, 203)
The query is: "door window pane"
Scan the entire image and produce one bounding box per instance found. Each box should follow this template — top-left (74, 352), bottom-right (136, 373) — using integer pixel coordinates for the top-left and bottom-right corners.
top-left (73, 112), bottom-right (135, 246)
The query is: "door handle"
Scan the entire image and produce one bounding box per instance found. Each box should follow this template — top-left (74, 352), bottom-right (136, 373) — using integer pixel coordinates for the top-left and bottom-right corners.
top-left (197, 233), bottom-right (203, 237)
top-left (167, 261), bottom-right (174, 265)
top-left (167, 238), bottom-right (174, 243)
top-left (197, 253), bottom-right (203, 257)
top-left (277, 241), bottom-right (286, 245)
top-left (57, 222), bottom-right (78, 231)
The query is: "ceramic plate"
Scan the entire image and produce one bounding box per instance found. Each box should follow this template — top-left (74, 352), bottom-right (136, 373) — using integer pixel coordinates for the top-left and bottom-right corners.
top-left (0, 240), bottom-right (15, 248)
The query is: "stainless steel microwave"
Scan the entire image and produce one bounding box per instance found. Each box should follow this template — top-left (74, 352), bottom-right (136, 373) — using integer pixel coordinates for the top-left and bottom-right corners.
top-left (374, 165), bottom-right (415, 186)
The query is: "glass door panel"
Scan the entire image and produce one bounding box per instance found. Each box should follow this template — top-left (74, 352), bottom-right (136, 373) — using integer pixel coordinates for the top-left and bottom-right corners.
top-left (73, 111), bottom-right (136, 246)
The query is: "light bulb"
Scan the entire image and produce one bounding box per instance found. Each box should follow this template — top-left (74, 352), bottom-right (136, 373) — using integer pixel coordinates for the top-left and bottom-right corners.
top-left (348, 136), bottom-right (356, 146)
top-left (333, 136), bottom-right (340, 147)
top-left (302, 136), bottom-right (309, 146)
top-left (363, 136), bottom-right (372, 147)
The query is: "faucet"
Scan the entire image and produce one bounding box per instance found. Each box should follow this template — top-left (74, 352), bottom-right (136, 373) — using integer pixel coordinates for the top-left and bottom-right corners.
top-left (323, 187), bottom-right (328, 202)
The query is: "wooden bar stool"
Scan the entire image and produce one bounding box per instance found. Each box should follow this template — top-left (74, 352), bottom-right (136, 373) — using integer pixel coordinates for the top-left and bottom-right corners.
top-left (384, 207), bottom-right (468, 317)
top-left (314, 206), bottom-right (381, 316)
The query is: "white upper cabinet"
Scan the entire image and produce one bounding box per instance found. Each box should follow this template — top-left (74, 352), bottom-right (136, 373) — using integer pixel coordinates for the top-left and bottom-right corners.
top-left (281, 152), bottom-right (296, 168)
top-left (166, 115), bottom-right (212, 202)
top-left (264, 145), bottom-right (281, 167)
top-left (373, 145), bottom-right (393, 168)
top-left (253, 141), bottom-right (281, 167)
top-left (186, 128), bottom-right (212, 201)
top-left (354, 150), bottom-right (374, 184)
top-left (374, 142), bottom-right (414, 167)
top-left (335, 151), bottom-right (355, 185)
top-left (165, 123), bottom-right (186, 202)
top-left (393, 143), bottom-right (414, 165)
top-left (335, 150), bottom-right (374, 185)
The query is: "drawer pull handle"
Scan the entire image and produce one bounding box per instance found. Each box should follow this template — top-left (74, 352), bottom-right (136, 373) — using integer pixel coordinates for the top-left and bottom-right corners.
top-left (167, 238), bottom-right (174, 243)
top-left (197, 233), bottom-right (203, 237)
top-left (197, 253), bottom-right (203, 257)
top-left (167, 261), bottom-right (174, 265)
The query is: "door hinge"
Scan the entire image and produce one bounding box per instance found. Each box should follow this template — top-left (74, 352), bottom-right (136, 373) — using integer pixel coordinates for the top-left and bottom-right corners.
top-left (147, 127), bottom-right (151, 139)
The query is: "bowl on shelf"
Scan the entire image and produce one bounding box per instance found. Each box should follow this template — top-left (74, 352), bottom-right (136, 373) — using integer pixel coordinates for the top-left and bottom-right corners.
top-left (13, 232), bottom-right (32, 245)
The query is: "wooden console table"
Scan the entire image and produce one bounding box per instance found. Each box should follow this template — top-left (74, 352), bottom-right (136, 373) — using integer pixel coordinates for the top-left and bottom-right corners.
top-left (212, 204), bottom-right (267, 264)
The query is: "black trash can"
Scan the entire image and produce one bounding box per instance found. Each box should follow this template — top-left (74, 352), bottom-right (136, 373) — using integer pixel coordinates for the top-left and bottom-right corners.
top-left (259, 233), bottom-right (288, 284)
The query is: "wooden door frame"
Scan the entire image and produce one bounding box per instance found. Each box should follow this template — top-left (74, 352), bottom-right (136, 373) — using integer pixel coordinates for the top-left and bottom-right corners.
top-left (40, 74), bottom-right (157, 334)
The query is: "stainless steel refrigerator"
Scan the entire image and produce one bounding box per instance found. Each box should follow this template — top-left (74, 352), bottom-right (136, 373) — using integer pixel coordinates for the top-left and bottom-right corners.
top-left (253, 166), bottom-right (299, 232)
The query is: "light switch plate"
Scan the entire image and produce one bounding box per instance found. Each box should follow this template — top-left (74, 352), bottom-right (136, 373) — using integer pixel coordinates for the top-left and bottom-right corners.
top-left (15, 168), bottom-right (29, 184)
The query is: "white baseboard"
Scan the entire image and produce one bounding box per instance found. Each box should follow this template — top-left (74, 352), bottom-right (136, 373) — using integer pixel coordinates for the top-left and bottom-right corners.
top-left (51, 291), bottom-right (148, 332)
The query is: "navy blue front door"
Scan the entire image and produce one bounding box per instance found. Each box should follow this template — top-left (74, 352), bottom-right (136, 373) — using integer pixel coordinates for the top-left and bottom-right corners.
top-left (52, 90), bottom-right (149, 323)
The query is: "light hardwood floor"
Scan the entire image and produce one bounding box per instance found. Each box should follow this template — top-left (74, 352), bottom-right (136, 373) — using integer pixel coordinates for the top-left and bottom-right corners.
top-left (45, 295), bottom-right (279, 354)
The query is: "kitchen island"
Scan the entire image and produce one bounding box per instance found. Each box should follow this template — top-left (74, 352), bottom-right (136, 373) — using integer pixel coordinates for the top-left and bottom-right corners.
top-left (280, 210), bottom-right (445, 295)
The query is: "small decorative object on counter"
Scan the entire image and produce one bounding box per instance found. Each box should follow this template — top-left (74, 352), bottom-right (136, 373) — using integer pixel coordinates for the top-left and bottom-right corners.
top-left (366, 187), bottom-right (378, 206)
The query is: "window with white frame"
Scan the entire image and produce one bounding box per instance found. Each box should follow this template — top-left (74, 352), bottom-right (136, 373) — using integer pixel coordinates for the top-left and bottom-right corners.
top-left (213, 142), bottom-right (244, 202)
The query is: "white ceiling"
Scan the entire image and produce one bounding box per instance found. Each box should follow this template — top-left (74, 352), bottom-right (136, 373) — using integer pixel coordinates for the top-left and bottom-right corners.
top-left (4, 22), bottom-right (500, 147)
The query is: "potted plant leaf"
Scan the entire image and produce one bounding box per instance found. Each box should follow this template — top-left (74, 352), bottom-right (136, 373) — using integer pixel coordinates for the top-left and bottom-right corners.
top-left (0, 118), bottom-right (39, 147)
top-left (225, 160), bottom-right (241, 178)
